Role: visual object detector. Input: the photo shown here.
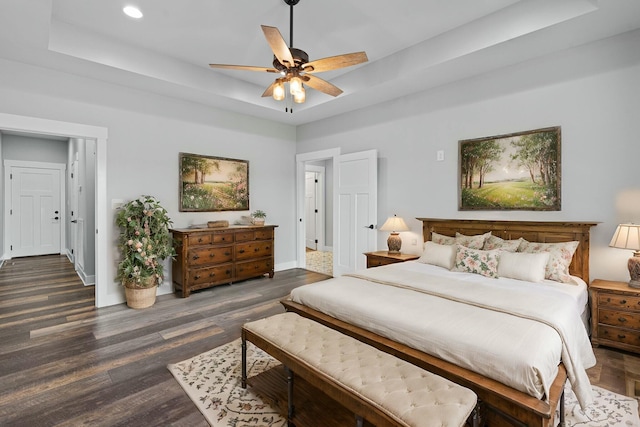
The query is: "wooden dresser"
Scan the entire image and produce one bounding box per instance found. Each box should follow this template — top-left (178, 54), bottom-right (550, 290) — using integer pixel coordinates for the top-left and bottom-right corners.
top-left (171, 225), bottom-right (277, 297)
top-left (590, 279), bottom-right (640, 354)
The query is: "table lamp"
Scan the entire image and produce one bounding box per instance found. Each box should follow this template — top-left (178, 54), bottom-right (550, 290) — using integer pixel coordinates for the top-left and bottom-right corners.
top-left (609, 223), bottom-right (640, 288)
top-left (379, 215), bottom-right (409, 254)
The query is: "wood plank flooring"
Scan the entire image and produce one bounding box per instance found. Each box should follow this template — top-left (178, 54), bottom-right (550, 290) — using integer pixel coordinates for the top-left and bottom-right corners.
top-left (0, 255), bottom-right (638, 426)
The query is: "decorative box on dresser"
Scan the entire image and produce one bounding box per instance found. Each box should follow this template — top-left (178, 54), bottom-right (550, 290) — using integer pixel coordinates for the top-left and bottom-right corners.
top-left (171, 225), bottom-right (277, 297)
top-left (364, 251), bottom-right (420, 268)
top-left (590, 279), bottom-right (640, 354)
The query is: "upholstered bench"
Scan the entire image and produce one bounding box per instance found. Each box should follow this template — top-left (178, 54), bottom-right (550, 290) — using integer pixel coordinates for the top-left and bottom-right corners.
top-left (242, 312), bottom-right (479, 427)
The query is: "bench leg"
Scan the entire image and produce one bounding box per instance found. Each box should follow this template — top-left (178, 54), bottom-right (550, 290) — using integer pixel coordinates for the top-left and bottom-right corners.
top-left (559, 388), bottom-right (565, 427)
top-left (285, 365), bottom-right (295, 421)
top-left (356, 415), bottom-right (364, 427)
top-left (241, 335), bottom-right (247, 389)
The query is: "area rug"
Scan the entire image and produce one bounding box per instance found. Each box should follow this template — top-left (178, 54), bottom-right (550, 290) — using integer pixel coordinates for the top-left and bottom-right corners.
top-left (169, 339), bottom-right (639, 427)
top-left (305, 249), bottom-right (333, 276)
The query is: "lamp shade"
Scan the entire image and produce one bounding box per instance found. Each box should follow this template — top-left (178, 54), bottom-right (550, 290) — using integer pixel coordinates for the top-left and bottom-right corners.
top-left (609, 224), bottom-right (640, 250)
top-left (379, 215), bottom-right (409, 232)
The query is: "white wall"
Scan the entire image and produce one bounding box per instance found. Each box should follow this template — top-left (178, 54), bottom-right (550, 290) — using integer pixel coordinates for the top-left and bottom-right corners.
top-left (2, 134), bottom-right (68, 163)
top-left (0, 58), bottom-right (297, 306)
top-left (297, 29), bottom-right (640, 283)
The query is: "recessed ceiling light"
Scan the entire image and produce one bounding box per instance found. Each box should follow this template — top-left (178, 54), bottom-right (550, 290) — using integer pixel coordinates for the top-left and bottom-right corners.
top-left (123, 6), bottom-right (143, 19)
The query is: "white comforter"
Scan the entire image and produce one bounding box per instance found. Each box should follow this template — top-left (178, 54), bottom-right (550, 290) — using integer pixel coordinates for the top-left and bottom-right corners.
top-left (289, 261), bottom-right (596, 409)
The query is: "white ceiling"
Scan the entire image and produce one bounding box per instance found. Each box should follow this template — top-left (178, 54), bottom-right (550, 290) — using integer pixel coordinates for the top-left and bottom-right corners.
top-left (3, 0), bottom-right (640, 125)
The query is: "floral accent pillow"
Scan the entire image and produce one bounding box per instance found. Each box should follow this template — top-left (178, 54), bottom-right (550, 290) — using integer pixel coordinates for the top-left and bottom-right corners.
top-left (431, 232), bottom-right (455, 245)
top-left (519, 241), bottom-right (579, 283)
top-left (483, 235), bottom-right (523, 252)
top-left (452, 245), bottom-right (500, 278)
top-left (455, 232), bottom-right (491, 250)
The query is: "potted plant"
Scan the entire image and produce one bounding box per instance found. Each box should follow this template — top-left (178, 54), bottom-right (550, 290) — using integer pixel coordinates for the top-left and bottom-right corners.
top-left (115, 195), bottom-right (176, 309)
top-left (251, 209), bottom-right (267, 226)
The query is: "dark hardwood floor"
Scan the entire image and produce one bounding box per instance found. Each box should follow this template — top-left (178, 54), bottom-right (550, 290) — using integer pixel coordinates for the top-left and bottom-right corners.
top-left (0, 255), bottom-right (331, 426)
top-left (0, 255), bottom-right (638, 426)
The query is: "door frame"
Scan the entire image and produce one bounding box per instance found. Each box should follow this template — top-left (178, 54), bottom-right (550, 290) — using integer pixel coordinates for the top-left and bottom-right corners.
top-left (305, 165), bottom-right (326, 251)
top-left (296, 149), bottom-right (340, 272)
top-left (4, 160), bottom-right (66, 258)
top-left (0, 113), bottom-right (108, 307)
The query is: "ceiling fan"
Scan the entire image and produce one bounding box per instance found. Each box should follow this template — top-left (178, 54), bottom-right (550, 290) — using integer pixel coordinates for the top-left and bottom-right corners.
top-left (208, 0), bottom-right (368, 112)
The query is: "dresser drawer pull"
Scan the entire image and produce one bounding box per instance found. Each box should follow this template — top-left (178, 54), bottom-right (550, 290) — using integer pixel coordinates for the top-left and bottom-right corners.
top-left (225, 252), bottom-right (231, 256)
top-left (618, 334), bottom-right (626, 339)
top-left (194, 275), bottom-right (201, 280)
top-left (198, 238), bottom-right (204, 243)
top-left (239, 249), bottom-right (245, 254)
top-left (619, 317), bottom-right (628, 323)
top-left (209, 272), bottom-right (215, 277)
top-left (254, 248), bottom-right (259, 252)
top-left (192, 254), bottom-right (200, 260)
top-left (620, 299), bottom-right (627, 305)
top-left (226, 270), bottom-right (231, 275)
top-left (210, 253), bottom-right (215, 257)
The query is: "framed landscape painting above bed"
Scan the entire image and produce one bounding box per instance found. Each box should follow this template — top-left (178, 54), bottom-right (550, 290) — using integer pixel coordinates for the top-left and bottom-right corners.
top-left (459, 126), bottom-right (561, 211)
top-left (179, 152), bottom-right (249, 212)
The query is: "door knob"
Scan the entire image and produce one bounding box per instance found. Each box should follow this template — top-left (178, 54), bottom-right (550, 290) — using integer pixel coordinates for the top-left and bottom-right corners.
top-left (364, 224), bottom-right (375, 229)
top-left (71, 220), bottom-right (78, 223)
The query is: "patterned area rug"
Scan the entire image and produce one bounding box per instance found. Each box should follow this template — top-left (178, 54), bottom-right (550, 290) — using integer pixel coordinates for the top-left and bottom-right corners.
top-left (305, 250), bottom-right (333, 276)
top-left (169, 339), bottom-right (639, 427)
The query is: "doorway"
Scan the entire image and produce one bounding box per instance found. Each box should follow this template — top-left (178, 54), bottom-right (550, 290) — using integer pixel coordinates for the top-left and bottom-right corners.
top-left (0, 112), bottom-right (108, 307)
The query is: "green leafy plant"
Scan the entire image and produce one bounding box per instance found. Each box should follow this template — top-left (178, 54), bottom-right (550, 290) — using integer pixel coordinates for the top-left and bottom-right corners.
top-left (251, 210), bottom-right (267, 219)
top-left (115, 195), bottom-right (176, 288)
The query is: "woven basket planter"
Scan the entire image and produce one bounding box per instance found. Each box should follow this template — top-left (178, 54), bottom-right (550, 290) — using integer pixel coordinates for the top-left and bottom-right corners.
top-left (124, 282), bottom-right (157, 309)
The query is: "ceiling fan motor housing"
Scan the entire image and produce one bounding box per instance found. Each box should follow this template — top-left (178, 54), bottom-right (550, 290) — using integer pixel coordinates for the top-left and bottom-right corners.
top-left (272, 48), bottom-right (309, 71)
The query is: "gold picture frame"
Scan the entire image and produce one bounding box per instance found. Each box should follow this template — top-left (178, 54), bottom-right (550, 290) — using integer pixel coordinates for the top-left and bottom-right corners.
top-left (179, 152), bottom-right (249, 212)
top-left (458, 127), bottom-right (561, 211)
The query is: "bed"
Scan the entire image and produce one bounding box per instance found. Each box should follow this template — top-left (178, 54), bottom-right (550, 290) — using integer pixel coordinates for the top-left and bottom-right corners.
top-left (282, 218), bottom-right (597, 427)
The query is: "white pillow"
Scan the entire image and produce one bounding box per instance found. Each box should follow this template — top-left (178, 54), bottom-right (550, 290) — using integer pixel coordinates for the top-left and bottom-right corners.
top-left (498, 251), bottom-right (550, 283)
top-left (418, 241), bottom-right (456, 269)
top-left (519, 241), bottom-right (579, 283)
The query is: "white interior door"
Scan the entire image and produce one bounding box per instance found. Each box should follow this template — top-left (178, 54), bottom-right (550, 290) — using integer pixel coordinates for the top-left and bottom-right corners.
top-left (335, 150), bottom-right (377, 276)
top-left (305, 171), bottom-right (318, 250)
top-left (9, 164), bottom-right (63, 257)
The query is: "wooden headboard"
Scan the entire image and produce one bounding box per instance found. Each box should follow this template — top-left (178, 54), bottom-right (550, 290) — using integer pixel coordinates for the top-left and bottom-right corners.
top-left (417, 218), bottom-right (597, 283)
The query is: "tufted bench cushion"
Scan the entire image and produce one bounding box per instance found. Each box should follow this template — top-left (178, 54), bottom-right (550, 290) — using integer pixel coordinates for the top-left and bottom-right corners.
top-left (242, 312), bottom-right (478, 427)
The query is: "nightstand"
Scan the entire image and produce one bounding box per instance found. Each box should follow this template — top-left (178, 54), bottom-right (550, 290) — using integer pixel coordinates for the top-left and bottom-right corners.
top-left (364, 251), bottom-right (419, 268)
top-left (590, 279), bottom-right (640, 354)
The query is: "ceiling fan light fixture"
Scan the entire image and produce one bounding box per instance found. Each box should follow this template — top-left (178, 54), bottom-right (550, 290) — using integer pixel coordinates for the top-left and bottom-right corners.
top-left (289, 76), bottom-right (303, 95)
top-left (273, 80), bottom-right (286, 101)
top-left (293, 86), bottom-right (306, 103)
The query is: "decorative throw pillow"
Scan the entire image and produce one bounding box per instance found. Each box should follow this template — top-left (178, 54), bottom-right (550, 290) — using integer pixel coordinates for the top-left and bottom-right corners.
top-left (418, 241), bottom-right (457, 270)
top-left (452, 245), bottom-right (500, 278)
top-left (497, 252), bottom-right (550, 283)
top-left (483, 235), bottom-right (523, 252)
top-left (455, 232), bottom-right (491, 250)
top-left (519, 241), bottom-right (580, 283)
top-left (431, 232), bottom-right (455, 245)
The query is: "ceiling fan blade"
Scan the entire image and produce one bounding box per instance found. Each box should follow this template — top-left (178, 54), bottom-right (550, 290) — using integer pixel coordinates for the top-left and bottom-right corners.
top-left (261, 25), bottom-right (295, 68)
top-left (303, 52), bottom-right (368, 73)
top-left (209, 64), bottom-right (279, 73)
top-left (302, 74), bottom-right (343, 97)
top-left (261, 81), bottom-right (276, 98)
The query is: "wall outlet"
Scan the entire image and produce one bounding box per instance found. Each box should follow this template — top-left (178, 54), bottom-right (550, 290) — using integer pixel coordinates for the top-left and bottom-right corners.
top-left (436, 150), bottom-right (445, 161)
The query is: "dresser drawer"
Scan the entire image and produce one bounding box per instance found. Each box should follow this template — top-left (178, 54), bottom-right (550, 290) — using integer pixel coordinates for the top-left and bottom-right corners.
top-left (255, 229), bottom-right (274, 240)
top-left (236, 241), bottom-right (273, 261)
top-left (598, 294), bottom-right (640, 310)
top-left (598, 325), bottom-right (640, 347)
top-left (188, 233), bottom-right (212, 246)
top-left (367, 255), bottom-right (397, 268)
top-left (188, 246), bottom-right (234, 266)
top-left (598, 308), bottom-right (640, 329)
top-left (188, 264), bottom-right (233, 286)
top-left (212, 232), bottom-right (234, 244)
top-left (236, 259), bottom-right (273, 281)
top-left (235, 231), bottom-right (255, 242)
